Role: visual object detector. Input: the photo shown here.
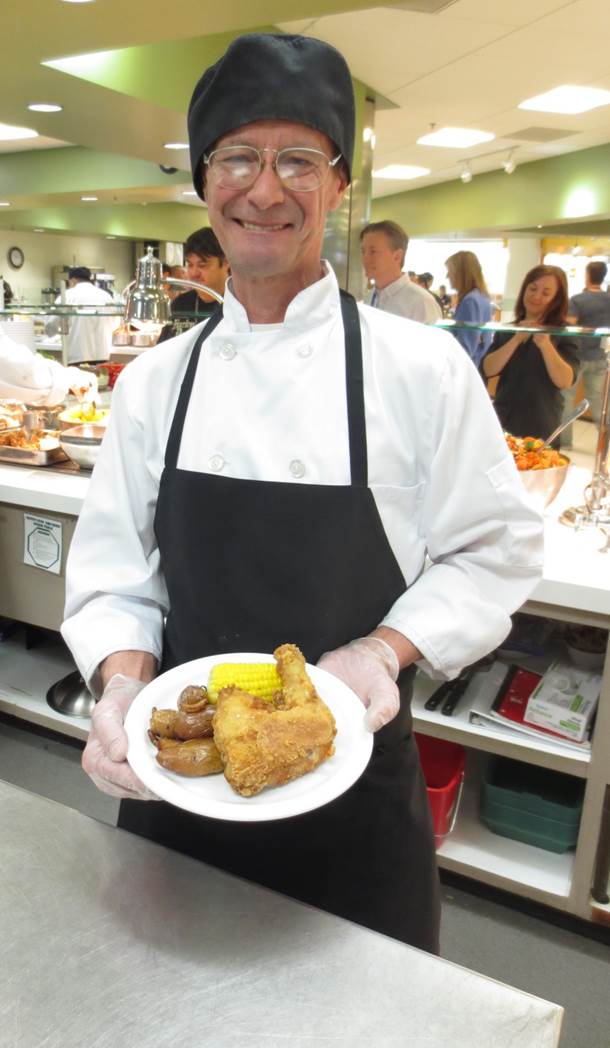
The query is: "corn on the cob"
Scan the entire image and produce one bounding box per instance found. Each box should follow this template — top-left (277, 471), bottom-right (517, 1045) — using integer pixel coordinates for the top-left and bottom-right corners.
top-left (208, 662), bottom-right (281, 703)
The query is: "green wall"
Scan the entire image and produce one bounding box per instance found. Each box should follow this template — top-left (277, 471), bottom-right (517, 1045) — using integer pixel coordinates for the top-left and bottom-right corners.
top-left (370, 143), bottom-right (610, 237)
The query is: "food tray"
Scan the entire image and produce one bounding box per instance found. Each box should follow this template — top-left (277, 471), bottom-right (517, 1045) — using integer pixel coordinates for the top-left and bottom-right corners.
top-left (0, 441), bottom-right (68, 466)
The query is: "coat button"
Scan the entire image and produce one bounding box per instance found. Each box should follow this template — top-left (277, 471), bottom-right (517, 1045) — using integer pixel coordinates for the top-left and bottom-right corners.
top-left (297, 344), bottom-right (312, 358)
top-left (220, 343), bottom-right (236, 360)
top-left (289, 459), bottom-right (306, 478)
top-left (209, 454), bottom-right (225, 471)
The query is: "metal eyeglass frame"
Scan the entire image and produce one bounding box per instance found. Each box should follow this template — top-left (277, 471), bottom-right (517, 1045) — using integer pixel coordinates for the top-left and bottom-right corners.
top-left (203, 145), bottom-right (343, 192)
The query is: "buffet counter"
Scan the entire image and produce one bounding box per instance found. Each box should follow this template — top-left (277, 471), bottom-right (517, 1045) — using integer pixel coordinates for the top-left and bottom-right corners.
top-left (1, 456), bottom-right (608, 614)
top-left (1, 780), bottom-right (562, 1048)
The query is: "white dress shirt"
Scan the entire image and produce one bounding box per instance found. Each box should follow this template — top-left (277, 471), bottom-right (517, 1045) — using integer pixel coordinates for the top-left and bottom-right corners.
top-left (62, 265), bottom-right (543, 691)
top-left (45, 281), bottom-right (116, 364)
top-left (367, 274), bottom-right (443, 324)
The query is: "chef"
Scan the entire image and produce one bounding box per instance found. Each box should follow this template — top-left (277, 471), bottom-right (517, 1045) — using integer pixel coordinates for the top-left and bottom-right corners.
top-left (62, 33), bottom-right (543, 955)
top-left (0, 326), bottom-right (97, 405)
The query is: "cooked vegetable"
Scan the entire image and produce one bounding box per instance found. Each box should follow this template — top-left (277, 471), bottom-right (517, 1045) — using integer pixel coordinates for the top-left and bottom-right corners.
top-left (207, 662), bottom-right (281, 703)
top-left (152, 736), bottom-right (223, 776)
top-left (150, 705), bottom-right (214, 740)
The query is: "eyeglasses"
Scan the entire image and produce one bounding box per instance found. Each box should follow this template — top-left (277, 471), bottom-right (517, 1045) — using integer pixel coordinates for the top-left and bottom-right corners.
top-left (203, 145), bottom-right (343, 192)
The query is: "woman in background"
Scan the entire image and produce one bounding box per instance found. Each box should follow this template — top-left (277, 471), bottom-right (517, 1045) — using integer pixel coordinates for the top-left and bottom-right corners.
top-left (482, 265), bottom-right (579, 443)
top-left (445, 251), bottom-right (493, 367)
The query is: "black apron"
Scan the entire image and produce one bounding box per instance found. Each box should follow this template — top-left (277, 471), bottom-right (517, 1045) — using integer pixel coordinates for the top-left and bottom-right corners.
top-left (119, 292), bottom-right (440, 953)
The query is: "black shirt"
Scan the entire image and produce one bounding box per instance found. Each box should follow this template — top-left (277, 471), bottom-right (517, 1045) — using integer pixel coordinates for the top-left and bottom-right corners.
top-left (483, 331), bottom-right (580, 441)
top-left (157, 290), bottom-right (217, 344)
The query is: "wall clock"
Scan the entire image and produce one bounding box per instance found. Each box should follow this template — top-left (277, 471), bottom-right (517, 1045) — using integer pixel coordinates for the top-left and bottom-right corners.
top-left (8, 246), bottom-right (24, 270)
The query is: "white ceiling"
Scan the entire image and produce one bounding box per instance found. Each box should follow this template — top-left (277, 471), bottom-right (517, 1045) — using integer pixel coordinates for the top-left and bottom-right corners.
top-left (2, 0), bottom-right (610, 210)
top-left (279, 0), bottom-right (610, 196)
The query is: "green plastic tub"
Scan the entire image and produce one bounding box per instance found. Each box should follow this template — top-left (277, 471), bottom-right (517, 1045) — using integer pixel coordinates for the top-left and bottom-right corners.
top-left (481, 758), bottom-right (584, 854)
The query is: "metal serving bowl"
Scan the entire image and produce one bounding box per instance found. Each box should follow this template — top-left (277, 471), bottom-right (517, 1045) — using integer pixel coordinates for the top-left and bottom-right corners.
top-left (519, 458), bottom-right (571, 510)
top-left (59, 423), bottom-right (105, 469)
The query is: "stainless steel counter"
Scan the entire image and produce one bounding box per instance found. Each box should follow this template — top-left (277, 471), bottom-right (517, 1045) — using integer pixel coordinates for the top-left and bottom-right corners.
top-left (0, 781), bottom-right (562, 1048)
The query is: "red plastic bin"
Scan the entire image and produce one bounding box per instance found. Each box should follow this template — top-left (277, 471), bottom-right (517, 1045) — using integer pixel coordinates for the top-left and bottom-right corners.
top-left (415, 733), bottom-right (465, 849)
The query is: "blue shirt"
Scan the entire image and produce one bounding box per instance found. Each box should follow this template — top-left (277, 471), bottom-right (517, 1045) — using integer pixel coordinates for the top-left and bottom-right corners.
top-left (452, 289), bottom-right (493, 367)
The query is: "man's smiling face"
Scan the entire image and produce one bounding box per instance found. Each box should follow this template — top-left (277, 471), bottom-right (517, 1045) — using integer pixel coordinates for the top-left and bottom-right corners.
top-left (204, 119), bottom-right (347, 284)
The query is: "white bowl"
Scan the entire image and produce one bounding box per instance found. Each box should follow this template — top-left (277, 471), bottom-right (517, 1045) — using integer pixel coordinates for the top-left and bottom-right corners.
top-left (59, 423), bottom-right (104, 469)
top-left (519, 459), bottom-right (570, 510)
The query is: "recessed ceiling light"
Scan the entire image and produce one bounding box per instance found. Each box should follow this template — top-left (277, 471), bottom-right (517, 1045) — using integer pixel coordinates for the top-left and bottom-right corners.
top-left (0, 122), bottom-right (38, 142)
top-left (164, 142), bottom-right (188, 150)
top-left (106, 235), bottom-right (116, 240)
top-left (0, 202), bottom-right (10, 207)
top-left (182, 190), bottom-right (198, 196)
top-left (373, 164), bottom-right (430, 180)
top-left (519, 85), bottom-right (610, 115)
top-left (60, 0), bottom-right (96, 4)
top-left (28, 103), bottom-right (63, 113)
top-left (81, 196), bottom-right (98, 201)
top-left (417, 127), bottom-right (494, 148)
top-left (33, 228), bottom-right (45, 233)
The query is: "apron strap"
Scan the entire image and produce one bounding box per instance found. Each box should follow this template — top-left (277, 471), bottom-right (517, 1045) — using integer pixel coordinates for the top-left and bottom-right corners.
top-left (340, 289), bottom-right (368, 488)
top-left (164, 307), bottom-right (223, 469)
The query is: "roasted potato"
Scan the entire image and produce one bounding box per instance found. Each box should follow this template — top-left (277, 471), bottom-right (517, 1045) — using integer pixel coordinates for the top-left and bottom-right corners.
top-left (152, 736), bottom-right (223, 777)
top-left (150, 705), bottom-right (214, 740)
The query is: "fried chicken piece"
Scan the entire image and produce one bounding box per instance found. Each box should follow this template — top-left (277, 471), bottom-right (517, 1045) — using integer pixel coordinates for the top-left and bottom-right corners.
top-left (213, 644), bottom-right (336, 797)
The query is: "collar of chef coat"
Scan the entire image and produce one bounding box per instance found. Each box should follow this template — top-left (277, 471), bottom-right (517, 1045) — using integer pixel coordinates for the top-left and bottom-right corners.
top-left (221, 262), bottom-right (339, 333)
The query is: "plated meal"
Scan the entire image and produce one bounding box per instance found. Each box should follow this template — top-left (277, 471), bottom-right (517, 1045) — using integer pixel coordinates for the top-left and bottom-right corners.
top-left (125, 646), bottom-right (372, 821)
top-left (149, 643), bottom-right (337, 796)
top-left (505, 433), bottom-right (568, 471)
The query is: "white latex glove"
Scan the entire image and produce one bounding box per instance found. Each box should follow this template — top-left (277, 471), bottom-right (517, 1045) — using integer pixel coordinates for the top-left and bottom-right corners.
top-left (82, 674), bottom-right (157, 800)
top-left (318, 636), bottom-right (400, 733)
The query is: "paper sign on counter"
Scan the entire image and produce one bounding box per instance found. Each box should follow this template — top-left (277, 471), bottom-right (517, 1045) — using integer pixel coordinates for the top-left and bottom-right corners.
top-left (23, 513), bottom-right (62, 575)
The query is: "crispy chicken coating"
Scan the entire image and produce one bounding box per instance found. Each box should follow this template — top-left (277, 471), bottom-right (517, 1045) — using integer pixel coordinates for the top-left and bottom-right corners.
top-left (213, 644), bottom-right (336, 796)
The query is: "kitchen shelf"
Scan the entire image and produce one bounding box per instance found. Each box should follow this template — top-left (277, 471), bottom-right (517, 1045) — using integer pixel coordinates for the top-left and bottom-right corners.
top-left (0, 634), bottom-right (89, 741)
top-left (437, 774), bottom-right (574, 906)
top-left (412, 670), bottom-right (590, 779)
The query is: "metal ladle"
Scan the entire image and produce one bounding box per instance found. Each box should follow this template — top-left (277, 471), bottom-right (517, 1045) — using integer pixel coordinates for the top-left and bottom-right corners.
top-left (543, 398), bottom-right (589, 447)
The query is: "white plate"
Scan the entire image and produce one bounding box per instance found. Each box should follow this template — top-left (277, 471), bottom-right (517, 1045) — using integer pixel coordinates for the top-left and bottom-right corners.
top-left (125, 652), bottom-right (373, 822)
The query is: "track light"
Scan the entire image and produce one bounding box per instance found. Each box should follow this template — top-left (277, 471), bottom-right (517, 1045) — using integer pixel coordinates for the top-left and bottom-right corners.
top-left (460, 162), bottom-right (472, 184)
top-left (504, 151), bottom-right (516, 174)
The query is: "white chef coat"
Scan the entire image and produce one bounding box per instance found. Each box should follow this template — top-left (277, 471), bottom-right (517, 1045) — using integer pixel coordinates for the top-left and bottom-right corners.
top-left (62, 264), bottom-right (543, 692)
top-left (45, 281), bottom-right (116, 364)
top-left (0, 329), bottom-right (97, 406)
top-left (366, 274), bottom-right (443, 324)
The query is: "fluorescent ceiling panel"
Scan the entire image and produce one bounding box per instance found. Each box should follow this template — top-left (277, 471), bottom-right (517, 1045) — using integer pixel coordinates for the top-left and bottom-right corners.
top-left (519, 85), bottom-right (610, 115)
top-left (417, 127), bottom-right (494, 148)
top-left (373, 164), bottom-right (430, 179)
top-left (0, 123), bottom-right (38, 141)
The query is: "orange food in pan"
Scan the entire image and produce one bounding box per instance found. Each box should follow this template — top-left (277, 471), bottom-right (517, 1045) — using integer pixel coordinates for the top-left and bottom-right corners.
top-left (505, 434), bottom-right (568, 472)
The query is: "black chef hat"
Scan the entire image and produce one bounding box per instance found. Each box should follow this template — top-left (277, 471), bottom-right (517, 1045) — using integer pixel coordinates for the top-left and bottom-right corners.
top-left (188, 33), bottom-right (355, 200)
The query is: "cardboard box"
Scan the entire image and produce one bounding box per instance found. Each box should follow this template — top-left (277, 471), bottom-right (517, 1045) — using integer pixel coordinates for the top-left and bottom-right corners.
top-left (525, 659), bottom-right (602, 743)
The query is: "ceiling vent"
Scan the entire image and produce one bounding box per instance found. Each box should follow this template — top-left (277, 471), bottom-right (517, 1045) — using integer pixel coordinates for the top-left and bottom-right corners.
top-left (505, 127), bottom-right (577, 143)
top-left (384, 0), bottom-right (458, 12)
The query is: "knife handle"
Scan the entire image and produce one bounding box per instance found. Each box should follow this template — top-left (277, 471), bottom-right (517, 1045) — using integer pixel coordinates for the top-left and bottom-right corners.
top-left (441, 677), bottom-right (471, 716)
top-left (424, 681), bottom-right (454, 711)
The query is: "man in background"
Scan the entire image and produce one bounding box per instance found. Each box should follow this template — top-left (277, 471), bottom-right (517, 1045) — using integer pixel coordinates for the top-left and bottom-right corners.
top-left (158, 228), bottom-right (230, 342)
top-left (172, 227), bottom-right (229, 320)
top-left (45, 266), bottom-right (115, 364)
top-left (561, 260), bottom-right (610, 447)
top-left (360, 221), bottom-right (442, 323)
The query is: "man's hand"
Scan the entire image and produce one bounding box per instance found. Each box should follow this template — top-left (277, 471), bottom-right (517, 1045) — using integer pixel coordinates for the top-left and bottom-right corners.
top-left (82, 674), bottom-right (157, 800)
top-left (318, 635), bottom-right (402, 733)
